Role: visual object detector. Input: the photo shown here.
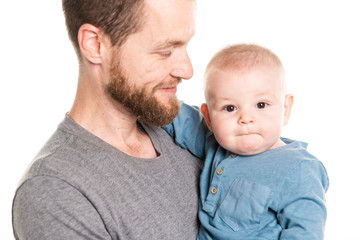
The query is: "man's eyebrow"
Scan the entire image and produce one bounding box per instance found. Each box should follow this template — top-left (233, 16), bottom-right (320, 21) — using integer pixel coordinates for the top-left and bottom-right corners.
top-left (153, 40), bottom-right (185, 50)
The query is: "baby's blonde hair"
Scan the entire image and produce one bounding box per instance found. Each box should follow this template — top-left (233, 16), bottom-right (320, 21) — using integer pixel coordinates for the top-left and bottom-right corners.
top-left (204, 44), bottom-right (286, 100)
top-left (205, 44), bottom-right (283, 74)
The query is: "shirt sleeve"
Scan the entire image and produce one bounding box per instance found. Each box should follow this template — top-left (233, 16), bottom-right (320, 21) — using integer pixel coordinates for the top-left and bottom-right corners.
top-left (12, 176), bottom-right (112, 240)
top-left (163, 102), bottom-right (209, 159)
top-left (277, 160), bottom-right (329, 240)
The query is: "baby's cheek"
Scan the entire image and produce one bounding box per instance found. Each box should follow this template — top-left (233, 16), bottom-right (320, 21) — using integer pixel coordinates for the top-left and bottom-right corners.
top-left (213, 132), bottom-right (228, 147)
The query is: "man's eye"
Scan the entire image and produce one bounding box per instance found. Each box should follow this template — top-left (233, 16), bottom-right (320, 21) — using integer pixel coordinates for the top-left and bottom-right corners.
top-left (257, 102), bottom-right (268, 109)
top-left (159, 51), bottom-right (172, 57)
top-left (224, 105), bottom-right (236, 112)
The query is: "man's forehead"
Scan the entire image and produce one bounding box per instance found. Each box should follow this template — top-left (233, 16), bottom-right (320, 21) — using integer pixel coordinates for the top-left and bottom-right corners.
top-left (141, 0), bottom-right (196, 46)
top-left (144, 0), bottom-right (196, 17)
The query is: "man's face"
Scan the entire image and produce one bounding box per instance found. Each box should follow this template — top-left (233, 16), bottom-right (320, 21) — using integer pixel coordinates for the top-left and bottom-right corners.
top-left (106, 0), bottom-right (195, 126)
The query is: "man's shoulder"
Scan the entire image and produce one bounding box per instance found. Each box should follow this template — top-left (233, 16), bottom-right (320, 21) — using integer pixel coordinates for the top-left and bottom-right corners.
top-left (18, 121), bottom-right (106, 187)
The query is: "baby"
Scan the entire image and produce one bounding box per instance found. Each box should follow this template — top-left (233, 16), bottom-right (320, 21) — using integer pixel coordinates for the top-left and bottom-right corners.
top-left (164, 44), bottom-right (329, 240)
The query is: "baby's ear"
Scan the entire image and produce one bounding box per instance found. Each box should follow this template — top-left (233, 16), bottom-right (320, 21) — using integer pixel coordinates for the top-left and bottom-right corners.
top-left (283, 94), bottom-right (294, 125)
top-left (201, 103), bottom-right (212, 131)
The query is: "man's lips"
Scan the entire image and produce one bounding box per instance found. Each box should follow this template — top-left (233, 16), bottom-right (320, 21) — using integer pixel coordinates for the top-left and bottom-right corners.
top-left (159, 86), bottom-right (177, 94)
top-left (155, 78), bottom-right (182, 93)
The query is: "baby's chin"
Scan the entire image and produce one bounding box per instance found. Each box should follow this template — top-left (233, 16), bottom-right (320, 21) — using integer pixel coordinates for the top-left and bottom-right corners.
top-left (225, 134), bottom-right (272, 156)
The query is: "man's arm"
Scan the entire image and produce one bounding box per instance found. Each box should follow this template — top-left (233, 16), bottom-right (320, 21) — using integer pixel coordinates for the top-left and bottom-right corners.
top-left (163, 102), bottom-right (209, 159)
top-left (13, 176), bottom-right (111, 240)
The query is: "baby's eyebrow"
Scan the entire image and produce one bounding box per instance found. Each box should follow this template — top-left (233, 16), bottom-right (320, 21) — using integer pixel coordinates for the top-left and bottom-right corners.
top-left (255, 93), bottom-right (270, 98)
top-left (254, 90), bottom-right (274, 97)
top-left (254, 92), bottom-right (279, 101)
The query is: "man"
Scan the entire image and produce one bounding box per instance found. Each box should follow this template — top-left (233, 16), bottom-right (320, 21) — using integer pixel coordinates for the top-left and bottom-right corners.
top-left (12, 0), bottom-right (202, 239)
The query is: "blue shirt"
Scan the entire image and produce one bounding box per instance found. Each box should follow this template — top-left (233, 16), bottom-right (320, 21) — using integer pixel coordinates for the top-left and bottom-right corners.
top-left (164, 103), bottom-right (329, 240)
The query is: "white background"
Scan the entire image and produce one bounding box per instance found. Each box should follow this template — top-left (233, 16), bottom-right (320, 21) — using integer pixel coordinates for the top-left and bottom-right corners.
top-left (1, 0), bottom-right (359, 239)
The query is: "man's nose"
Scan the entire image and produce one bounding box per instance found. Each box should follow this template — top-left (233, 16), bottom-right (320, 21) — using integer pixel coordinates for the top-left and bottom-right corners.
top-left (171, 51), bottom-right (193, 80)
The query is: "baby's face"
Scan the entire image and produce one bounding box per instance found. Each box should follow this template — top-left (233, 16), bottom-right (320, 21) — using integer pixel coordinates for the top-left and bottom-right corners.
top-left (202, 66), bottom-right (293, 155)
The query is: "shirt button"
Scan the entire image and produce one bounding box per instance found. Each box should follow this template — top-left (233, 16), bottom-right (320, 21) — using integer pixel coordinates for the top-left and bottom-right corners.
top-left (217, 169), bottom-right (223, 175)
top-left (231, 153), bottom-right (237, 157)
top-left (211, 187), bottom-right (217, 194)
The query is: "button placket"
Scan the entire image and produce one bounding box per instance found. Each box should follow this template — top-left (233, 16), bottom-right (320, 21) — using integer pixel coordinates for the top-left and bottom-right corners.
top-left (203, 153), bottom-right (230, 215)
top-left (210, 167), bottom-right (224, 196)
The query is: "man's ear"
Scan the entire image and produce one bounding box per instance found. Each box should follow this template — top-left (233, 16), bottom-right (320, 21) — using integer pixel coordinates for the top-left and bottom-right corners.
top-left (283, 94), bottom-right (294, 125)
top-left (201, 103), bottom-right (212, 131)
top-left (78, 24), bottom-right (109, 64)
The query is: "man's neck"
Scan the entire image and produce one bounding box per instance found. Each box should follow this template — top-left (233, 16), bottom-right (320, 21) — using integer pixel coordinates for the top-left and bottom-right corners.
top-left (69, 88), bottom-right (158, 159)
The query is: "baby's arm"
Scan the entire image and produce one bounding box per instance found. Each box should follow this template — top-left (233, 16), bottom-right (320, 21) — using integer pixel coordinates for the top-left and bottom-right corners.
top-left (277, 160), bottom-right (329, 240)
top-left (163, 102), bottom-right (209, 159)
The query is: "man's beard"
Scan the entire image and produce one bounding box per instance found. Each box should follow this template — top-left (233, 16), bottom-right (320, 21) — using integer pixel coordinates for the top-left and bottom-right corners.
top-left (105, 57), bottom-right (181, 126)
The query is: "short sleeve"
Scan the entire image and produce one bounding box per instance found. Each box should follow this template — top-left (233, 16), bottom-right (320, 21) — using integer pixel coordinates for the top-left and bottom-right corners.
top-left (12, 176), bottom-right (111, 240)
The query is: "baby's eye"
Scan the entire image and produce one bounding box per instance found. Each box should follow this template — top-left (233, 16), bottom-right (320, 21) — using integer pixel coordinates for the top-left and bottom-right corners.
top-left (256, 102), bottom-right (268, 109)
top-left (224, 105), bottom-right (237, 112)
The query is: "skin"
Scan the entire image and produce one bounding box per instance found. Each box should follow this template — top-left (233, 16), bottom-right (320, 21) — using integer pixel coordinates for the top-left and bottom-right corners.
top-left (68, 0), bottom-right (195, 158)
top-left (201, 65), bottom-right (294, 156)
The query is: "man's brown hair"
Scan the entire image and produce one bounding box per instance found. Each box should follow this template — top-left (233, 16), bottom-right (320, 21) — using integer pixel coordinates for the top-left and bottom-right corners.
top-left (62, 0), bottom-right (144, 59)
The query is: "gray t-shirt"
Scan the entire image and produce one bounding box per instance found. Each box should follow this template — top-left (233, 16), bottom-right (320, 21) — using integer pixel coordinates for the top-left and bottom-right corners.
top-left (12, 115), bottom-right (202, 239)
